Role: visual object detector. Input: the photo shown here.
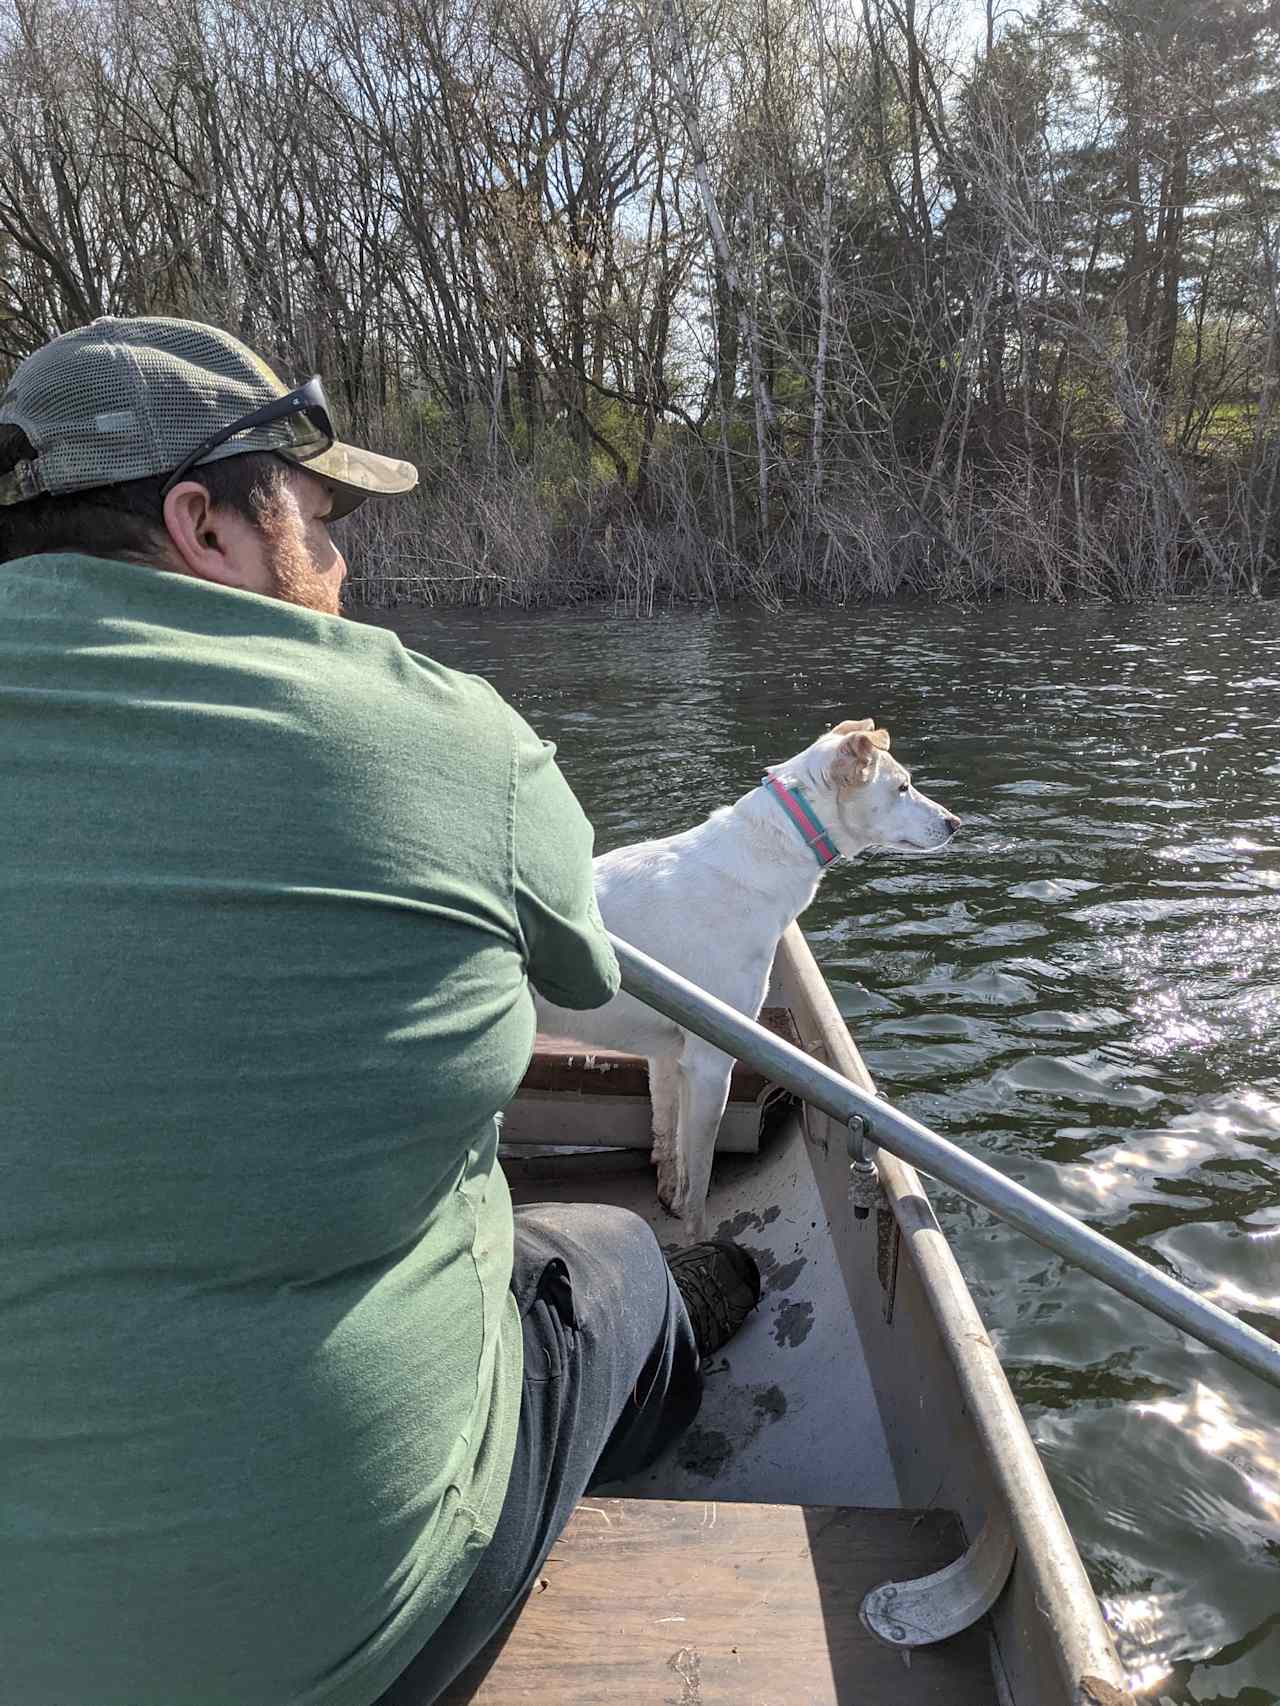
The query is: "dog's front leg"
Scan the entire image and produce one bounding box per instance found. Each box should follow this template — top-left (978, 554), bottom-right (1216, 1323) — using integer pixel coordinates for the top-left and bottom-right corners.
top-left (648, 1050), bottom-right (679, 1177)
top-left (666, 1041), bottom-right (735, 1242)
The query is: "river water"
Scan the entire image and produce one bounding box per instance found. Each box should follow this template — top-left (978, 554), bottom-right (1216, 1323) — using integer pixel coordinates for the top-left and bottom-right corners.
top-left (365, 599), bottom-right (1280, 1702)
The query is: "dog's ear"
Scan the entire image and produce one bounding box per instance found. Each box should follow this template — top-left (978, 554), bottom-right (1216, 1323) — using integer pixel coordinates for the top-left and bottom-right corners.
top-left (831, 717), bottom-right (874, 735)
top-left (830, 730), bottom-right (880, 788)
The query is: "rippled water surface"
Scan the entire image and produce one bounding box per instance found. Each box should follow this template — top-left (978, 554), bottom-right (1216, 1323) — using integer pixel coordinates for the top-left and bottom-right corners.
top-left (366, 600), bottom-right (1280, 1702)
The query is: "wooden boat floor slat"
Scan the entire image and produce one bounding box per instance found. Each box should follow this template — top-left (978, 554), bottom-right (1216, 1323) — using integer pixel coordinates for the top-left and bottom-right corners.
top-left (438, 1496), bottom-right (995, 1705)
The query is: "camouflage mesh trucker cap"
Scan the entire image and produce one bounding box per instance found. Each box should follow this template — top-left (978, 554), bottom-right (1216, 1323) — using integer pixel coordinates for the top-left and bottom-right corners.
top-left (0, 316), bottom-right (417, 518)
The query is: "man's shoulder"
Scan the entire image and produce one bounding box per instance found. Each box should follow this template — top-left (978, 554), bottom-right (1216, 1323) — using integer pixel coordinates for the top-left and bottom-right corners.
top-left (337, 625), bottom-right (512, 730)
top-left (5, 551), bottom-right (517, 747)
top-left (304, 625), bottom-right (526, 790)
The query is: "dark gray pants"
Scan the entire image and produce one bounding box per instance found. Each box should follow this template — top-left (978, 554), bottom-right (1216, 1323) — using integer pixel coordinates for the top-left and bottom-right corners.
top-left (374, 1201), bottom-right (704, 1706)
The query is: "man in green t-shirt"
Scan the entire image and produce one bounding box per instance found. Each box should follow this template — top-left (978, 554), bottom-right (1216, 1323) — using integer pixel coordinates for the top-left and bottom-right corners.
top-left (0, 318), bottom-right (760, 1706)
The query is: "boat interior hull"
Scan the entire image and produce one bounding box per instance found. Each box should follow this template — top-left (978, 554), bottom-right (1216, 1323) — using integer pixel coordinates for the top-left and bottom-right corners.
top-left (497, 927), bottom-right (1131, 1706)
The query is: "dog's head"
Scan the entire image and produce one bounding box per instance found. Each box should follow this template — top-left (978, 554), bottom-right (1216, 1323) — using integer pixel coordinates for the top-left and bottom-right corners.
top-left (771, 718), bottom-right (960, 858)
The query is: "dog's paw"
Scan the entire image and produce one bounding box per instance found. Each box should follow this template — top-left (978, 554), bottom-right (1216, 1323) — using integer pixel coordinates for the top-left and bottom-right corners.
top-left (655, 1164), bottom-right (680, 1217)
top-left (655, 1153), bottom-right (689, 1220)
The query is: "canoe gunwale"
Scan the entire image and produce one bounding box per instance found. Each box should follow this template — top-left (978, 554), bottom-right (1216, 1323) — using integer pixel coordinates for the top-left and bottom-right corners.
top-left (774, 923), bottom-right (1131, 1703)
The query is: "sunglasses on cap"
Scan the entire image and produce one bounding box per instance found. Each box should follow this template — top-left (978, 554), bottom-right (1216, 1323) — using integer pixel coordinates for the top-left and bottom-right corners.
top-left (160, 375), bottom-right (334, 497)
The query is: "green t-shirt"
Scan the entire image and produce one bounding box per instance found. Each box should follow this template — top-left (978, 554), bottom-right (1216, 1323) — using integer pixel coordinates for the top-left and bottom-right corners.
top-left (0, 553), bottom-right (619, 1706)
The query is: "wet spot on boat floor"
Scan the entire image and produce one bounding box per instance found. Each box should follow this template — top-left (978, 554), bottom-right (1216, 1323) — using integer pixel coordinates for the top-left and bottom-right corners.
top-left (676, 1382), bottom-right (790, 1479)
top-left (772, 1298), bottom-right (814, 1348)
top-left (678, 1427), bottom-right (734, 1479)
top-left (752, 1383), bottom-right (787, 1421)
top-left (713, 1204), bottom-right (782, 1241)
top-left (726, 1233), bottom-right (808, 1298)
top-left (759, 1253), bottom-right (806, 1294)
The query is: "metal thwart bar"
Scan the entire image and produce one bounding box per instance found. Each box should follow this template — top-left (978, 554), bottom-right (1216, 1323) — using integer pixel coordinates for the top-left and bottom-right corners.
top-left (609, 933), bottom-right (1280, 1398)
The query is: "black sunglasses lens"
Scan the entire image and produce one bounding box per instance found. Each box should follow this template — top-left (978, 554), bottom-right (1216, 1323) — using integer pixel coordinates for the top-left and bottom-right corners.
top-left (279, 401), bottom-right (333, 460)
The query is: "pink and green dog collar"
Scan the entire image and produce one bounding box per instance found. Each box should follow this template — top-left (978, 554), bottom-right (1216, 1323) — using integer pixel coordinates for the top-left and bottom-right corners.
top-left (761, 774), bottom-right (840, 867)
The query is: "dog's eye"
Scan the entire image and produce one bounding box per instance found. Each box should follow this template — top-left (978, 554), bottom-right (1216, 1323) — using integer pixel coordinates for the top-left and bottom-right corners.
top-left (899, 781), bottom-right (910, 794)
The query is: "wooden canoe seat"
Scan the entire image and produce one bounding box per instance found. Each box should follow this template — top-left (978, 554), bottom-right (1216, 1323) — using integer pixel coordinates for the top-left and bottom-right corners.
top-left (437, 1497), bottom-right (995, 1705)
top-left (503, 1007), bottom-right (802, 1155)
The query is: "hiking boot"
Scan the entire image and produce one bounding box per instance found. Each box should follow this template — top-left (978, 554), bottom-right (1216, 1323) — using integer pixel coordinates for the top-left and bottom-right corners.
top-left (667, 1240), bottom-right (762, 1359)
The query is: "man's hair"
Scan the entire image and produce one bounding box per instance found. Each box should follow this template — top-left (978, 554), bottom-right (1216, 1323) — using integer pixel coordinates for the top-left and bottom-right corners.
top-left (0, 424), bottom-right (289, 566)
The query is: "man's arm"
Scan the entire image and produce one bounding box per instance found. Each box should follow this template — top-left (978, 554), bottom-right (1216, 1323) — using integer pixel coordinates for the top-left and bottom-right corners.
top-left (509, 707), bottom-right (620, 1009)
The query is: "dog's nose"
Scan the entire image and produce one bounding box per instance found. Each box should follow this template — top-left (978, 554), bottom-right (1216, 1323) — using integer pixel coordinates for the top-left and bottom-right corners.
top-left (944, 814), bottom-right (961, 835)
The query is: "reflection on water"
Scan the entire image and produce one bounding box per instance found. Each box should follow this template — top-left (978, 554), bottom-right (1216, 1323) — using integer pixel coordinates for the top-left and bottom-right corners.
top-left (364, 599), bottom-right (1280, 1704)
top-left (1137, 1385), bottom-right (1280, 1525)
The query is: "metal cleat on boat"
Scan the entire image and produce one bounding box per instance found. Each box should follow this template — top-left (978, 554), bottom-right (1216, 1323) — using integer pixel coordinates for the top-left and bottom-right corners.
top-left (847, 1113), bottom-right (881, 1220)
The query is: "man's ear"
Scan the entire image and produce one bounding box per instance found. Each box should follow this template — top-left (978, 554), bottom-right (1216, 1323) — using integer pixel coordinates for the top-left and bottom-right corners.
top-left (829, 727), bottom-right (891, 789)
top-left (161, 480), bottom-right (254, 588)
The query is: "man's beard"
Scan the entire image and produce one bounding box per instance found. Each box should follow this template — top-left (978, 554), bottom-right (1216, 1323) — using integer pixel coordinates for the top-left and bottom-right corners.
top-left (259, 487), bottom-right (342, 616)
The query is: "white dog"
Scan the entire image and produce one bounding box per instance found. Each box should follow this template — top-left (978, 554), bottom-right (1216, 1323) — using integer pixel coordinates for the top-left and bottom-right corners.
top-left (537, 720), bottom-right (960, 1238)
